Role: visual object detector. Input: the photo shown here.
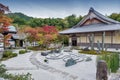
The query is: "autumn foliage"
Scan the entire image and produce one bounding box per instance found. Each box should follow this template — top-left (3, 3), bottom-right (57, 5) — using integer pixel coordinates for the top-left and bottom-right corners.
top-left (0, 3), bottom-right (12, 47)
top-left (23, 26), bottom-right (58, 48)
top-left (42, 26), bottom-right (58, 34)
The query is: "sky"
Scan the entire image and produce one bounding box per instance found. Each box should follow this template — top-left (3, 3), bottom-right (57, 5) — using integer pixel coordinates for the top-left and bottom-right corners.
top-left (0, 0), bottom-right (120, 18)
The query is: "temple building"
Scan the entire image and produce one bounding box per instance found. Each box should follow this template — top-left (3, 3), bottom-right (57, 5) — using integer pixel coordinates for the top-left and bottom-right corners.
top-left (60, 8), bottom-right (120, 49)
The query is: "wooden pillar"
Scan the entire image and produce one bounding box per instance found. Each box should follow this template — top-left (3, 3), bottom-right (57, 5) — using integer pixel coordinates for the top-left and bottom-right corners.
top-left (77, 37), bottom-right (79, 46)
top-left (86, 34), bottom-right (87, 43)
top-left (111, 31), bottom-right (113, 48)
top-left (69, 37), bottom-right (72, 46)
top-left (102, 31), bottom-right (105, 51)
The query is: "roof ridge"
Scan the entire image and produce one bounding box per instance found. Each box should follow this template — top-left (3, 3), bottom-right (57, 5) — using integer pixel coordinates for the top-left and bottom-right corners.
top-left (93, 8), bottom-right (120, 24)
top-left (73, 7), bottom-right (120, 28)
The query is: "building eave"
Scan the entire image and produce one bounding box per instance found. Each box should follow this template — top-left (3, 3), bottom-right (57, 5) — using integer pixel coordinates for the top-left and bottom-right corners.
top-left (59, 24), bottom-right (120, 34)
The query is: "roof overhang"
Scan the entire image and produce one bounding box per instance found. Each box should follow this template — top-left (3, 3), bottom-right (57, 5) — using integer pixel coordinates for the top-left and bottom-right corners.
top-left (59, 24), bottom-right (120, 35)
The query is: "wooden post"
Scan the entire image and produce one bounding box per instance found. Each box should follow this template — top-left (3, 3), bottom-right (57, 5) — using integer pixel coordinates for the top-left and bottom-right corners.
top-left (69, 37), bottom-right (71, 46)
top-left (102, 32), bottom-right (105, 51)
top-left (111, 31), bottom-right (113, 48)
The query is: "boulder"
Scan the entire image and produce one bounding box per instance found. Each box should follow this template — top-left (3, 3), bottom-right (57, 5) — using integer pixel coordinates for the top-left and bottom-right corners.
top-left (83, 47), bottom-right (90, 51)
top-left (41, 52), bottom-right (48, 56)
top-left (65, 58), bottom-right (76, 67)
top-left (85, 57), bottom-right (92, 61)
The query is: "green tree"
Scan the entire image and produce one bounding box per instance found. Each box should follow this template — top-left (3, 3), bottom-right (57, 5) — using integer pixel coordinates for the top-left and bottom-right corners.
top-left (65, 14), bottom-right (78, 28)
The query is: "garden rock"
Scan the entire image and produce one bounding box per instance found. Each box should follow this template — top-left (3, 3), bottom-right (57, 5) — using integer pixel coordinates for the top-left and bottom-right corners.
top-left (83, 47), bottom-right (90, 51)
top-left (85, 57), bottom-right (92, 61)
top-left (65, 58), bottom-right (76, 67)
top-left (54, 49), bottom-right (60, 53)
top-left (41, 52), bottom-right (48, 56)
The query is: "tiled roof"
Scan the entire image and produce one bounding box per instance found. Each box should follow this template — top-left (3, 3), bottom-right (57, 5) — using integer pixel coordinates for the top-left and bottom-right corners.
top-left (60, 7), bottom-right (120, 34)
top-left (8, 26), bottom-right (17, 32)
top-left (12, 33), bottom-right (26, 40)
top-left (59, 24), bottom-right (120, 34)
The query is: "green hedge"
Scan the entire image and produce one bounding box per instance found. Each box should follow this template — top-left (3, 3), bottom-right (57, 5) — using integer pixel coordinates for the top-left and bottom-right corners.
top-left (79, 50), bottom-right (111, 55)
top-left (0, 64), bottom-right (33, 80)
top-left (3, 51), bottom-right (17, 58)
top-left (28, 46), bottom-right (54, 51)
top-left (98, 53), bottom-right (120, 73)
top-left (19, 50), bottom-right (27, 54)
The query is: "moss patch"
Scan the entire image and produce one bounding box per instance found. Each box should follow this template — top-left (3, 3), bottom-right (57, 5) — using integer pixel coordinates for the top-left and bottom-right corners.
top-left (79, 50), bottom-right (113, 55)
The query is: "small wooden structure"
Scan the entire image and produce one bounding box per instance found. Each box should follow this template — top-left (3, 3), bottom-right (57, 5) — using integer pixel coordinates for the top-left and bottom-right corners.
top-left (1, 26), bottom-right (26, 48)
top-left (11, 33), bottom-right (26, 47)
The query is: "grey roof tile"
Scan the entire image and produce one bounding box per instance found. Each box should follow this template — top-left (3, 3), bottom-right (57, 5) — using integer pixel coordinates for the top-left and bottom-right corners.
top-left (59, 24), bottom-right (120, 34)
top-left (60, 7), bottom-right (120, 34)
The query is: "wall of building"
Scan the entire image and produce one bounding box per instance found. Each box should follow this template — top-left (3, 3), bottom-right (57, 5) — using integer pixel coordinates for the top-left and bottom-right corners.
top-left (69, 31), bottom-right (120, 48)
top-left (113, 31), bottom-right (120, 44)
top-left (78, 31), bottom-right (120, 44)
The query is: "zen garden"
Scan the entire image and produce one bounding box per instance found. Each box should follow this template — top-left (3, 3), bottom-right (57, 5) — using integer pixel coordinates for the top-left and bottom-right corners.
top-left (0, 2), bottom-right (120, 80)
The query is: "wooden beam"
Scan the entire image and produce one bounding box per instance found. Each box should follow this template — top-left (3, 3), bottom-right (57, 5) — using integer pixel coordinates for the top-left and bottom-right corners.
top-left (111, 31), bottom-right (113, 47)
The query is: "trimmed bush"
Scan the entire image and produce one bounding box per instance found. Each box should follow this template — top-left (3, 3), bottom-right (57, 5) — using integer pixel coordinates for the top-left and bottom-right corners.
top-left (11, 53), bottom-right (17, 57)
top-left (0, 64), bottom-right (33, 80)
top-left (44, 59), bottom-right (48, 62)
top-left (28, 46), bottom-right (54, 51)
top-left (3, 51), bottom-right (17, 58)
top-left (19, 50), bottom-right (27, 54)
top-left (79, 50), bottom-right (111, 55)
top-left (3, 51), bottom-right (12, 58)
top-left (98, 53), bottom-right (120, 73)
top-left (0, 64), bottom-right (6, 74)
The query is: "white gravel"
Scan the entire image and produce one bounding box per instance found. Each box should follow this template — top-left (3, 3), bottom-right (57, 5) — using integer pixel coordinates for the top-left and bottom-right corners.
top-left (1, 50), bottom-right (97, 80)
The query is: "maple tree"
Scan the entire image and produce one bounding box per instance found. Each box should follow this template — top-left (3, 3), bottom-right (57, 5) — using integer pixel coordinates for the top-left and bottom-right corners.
top-left (40, 26), bottom-right (58, 48)
top-left (0, 3), bottom-right (12, 49)
top-left (23, 26), bottom-right (58, 48)
top-left (42, 26), bottom-right (58, 34)
top-left (0, 3), bottom-right (12, 30)
top-left (23, 26), bottom-right (39, 43)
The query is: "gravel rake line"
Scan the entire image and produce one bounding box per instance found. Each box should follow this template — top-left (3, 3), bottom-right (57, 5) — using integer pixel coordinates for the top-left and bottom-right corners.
top-left (29, 53), bottom-right (78, 80)
top-left (6, 67), bottom-right (38, 71)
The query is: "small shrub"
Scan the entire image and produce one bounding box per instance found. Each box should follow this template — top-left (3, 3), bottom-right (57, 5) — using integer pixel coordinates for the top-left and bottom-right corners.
top-left (79, 50), bottom-right (110, 55)
top-left (0, 64), bottom-right (6, 74)
top-left (44, 59), bottom-right (48, 62)
top-left (3, 51), bottom-right (17, 58)
top-left (28, 46), bottom-right (40, 51)
top-left (0, 64), bottom-right (33, 80)
top-left (19, 50), bottom-right (27, 54)
top-left (3, 51), bottom-right (12, 58)
top-left (11, 53), bottom-right (17, 57)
